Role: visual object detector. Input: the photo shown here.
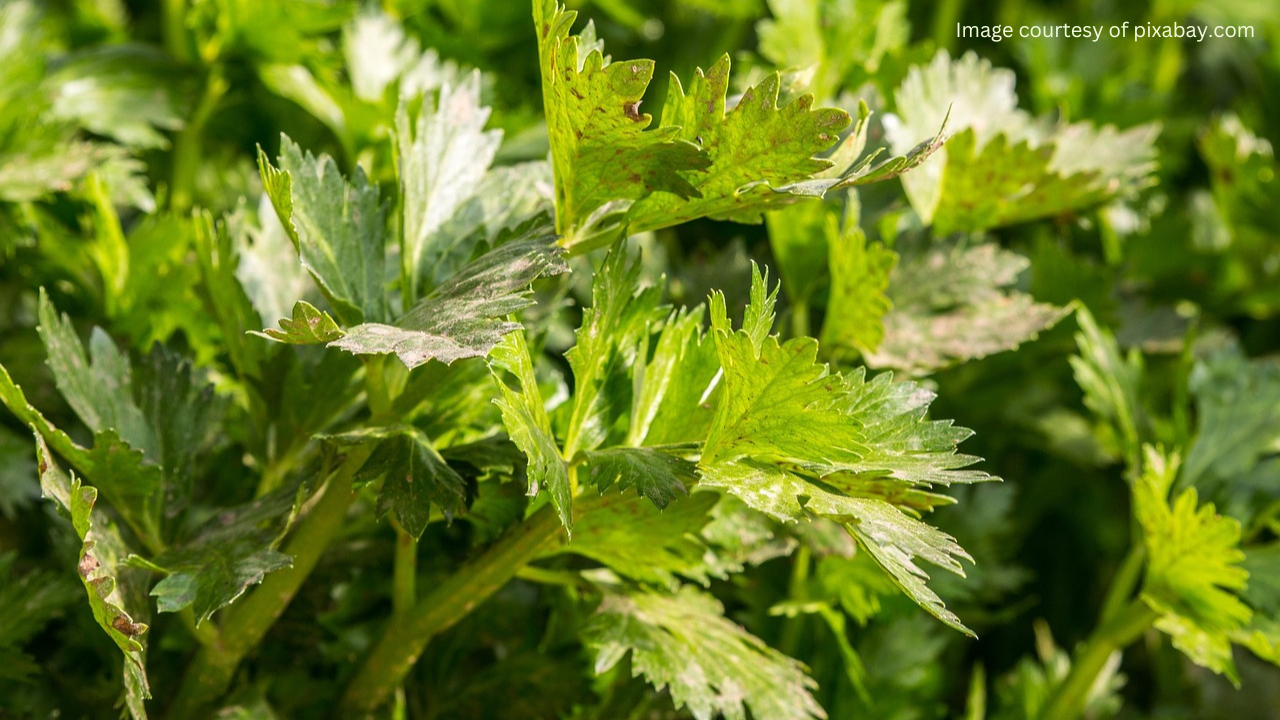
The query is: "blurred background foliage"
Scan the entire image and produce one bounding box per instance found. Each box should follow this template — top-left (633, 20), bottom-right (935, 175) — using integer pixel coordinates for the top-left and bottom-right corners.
top-left (0, 0), bottom-right (1277, 718)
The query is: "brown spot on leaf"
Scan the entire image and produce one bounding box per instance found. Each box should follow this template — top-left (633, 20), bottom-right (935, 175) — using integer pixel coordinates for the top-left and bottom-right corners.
top-left (112, 615), bottom-right (146, 637)
top-left (78, 554), bottom-right (99, 578)
top-left (624, 101), bottom-right (642, 121)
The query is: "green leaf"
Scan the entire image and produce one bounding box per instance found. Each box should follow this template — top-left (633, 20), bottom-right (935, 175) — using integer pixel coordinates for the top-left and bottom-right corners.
top-left (33, 292), bottom-right (174, 546)
top-left (331, 225), bottom-right (567, 369)
top-left (697, 268), bottom-right (988, 632)
top-left (819, 208), bottom-right (897, 354)
top-left (565, 246), bottom-right (662, 456)
top-left (697, 493), bottom-right (797, 580)
top-left (1070, 306), bottom-right (1146, 467)
top-left (489, 329), bottom-right (571, 533)
top-left (139, 486), bottom-right (299, 625)
top-left (757, 0), bottom-right (909, 101)
top-left (133, 344), bottom-right (222, 493)
top-left (533, 0), bottom-right (708, 241)
top-left (45, 45), bottom-right (189, 149)
top-left (36, 435), bottom-right (151, 712)
top-left (258, 136), bottom-right (389, 326)
top-left (193, 210), bottom-right (273, 381)
top-left (564, 490), bottom-right (714, 586)
top-left (0, 428), bottom-right (39, 518)
top-left (886, 51), bottom-right (1158, 234)
top-left (807, 488), bottom-right (974, 635)
top-left (1135, 447), bottom-right (1251, 685)
top-left (328, 426), bottom-right (467, 538)
top-left (37, 289), bottom-right (156, 458)
top-left (256, 301), bottom-right (345, 344)
top-left (627, 305), bottom-right (720, 447)
top-left (1182, 345), bottom-right (1280, 494)
top-left (397, 72), bottom-right (503, 301)
top-left (625, 55), bottom-right (850, 233)
top-left (342, 8), bottom-right (427, 102)
top-left (585, 446), bottom-right (696, 510)
top-left (866, 243), bottom-right (1068, 376)
top-left (0, 358), bottom-right (172, 552)
top-left (703, 266), bottom-right (861, 469)
top-left (0, 552), bottom-right (79, 681)
top-left (585, 584), bottom-right (824, 720)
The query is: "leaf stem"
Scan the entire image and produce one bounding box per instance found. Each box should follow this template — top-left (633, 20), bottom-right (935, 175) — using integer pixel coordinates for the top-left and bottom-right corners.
top-left (339, 493), bottom-right (611, 715)
top-left (1036, 599), bottom-right (1158, 720)
top-left (168, 446), bottom-right (371, 718)
top-left (1098, 545), bottom-right (1144, 626)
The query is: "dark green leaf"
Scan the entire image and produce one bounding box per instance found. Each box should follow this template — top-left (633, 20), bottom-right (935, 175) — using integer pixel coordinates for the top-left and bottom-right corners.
top-left (585, 446), bottom-right (695, 510)
top-left (140, 486), bottom-right (300, 625)
top-left (0, 552), bottom-right (79, 681)
top-left (37, 289), bottom-right (157, 457)
top-left (344, 427), bottom-right (468, 537)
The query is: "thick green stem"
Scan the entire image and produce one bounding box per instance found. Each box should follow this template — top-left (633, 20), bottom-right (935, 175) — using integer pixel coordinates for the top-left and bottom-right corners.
top-left (364, 357), bottom-right (395, 423)
top-left (168, 446), bottom-right (372, 718)
top-left (790, 301), bottom-right (810, 339)
top-left (390, 518), bottom-right (417, 618)
top-left (1037, 600), bottom-right (1158, 720)
top-left (162, 0), bottom-right (190, 62)
top-left (778, 544), bottom-right (812, 657)
top-left (169, 64), bottom-right (228, 214)
top-left (1098, 546), bottom-right (1144, 626)
top-left (339, 492), bottom-right (614, 716)
top-left (932, 0), bottom-right (963, 51)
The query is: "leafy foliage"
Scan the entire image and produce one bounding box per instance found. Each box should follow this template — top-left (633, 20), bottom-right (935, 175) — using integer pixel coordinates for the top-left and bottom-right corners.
top-left (886, 51), bottom-right (1158, 234)
top-left (1, 0), bottom-right (1279, 718)
top-left (586, 583), bottom-right (825, 720)
top-left (259, 137), bottom-right (390, 326)
top-left (327, 426), bottom-right (467, 538)
top-left (698, 266), bottom-right (990, 633)
top-left (1135, 447), bottom-right (1251, 684)
top-left (867, 243), bottom-right (1069, 375)
top-left (329, 227), bottom-right (568, 368)
top-left (37, 436), bottom-right (152, 715)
